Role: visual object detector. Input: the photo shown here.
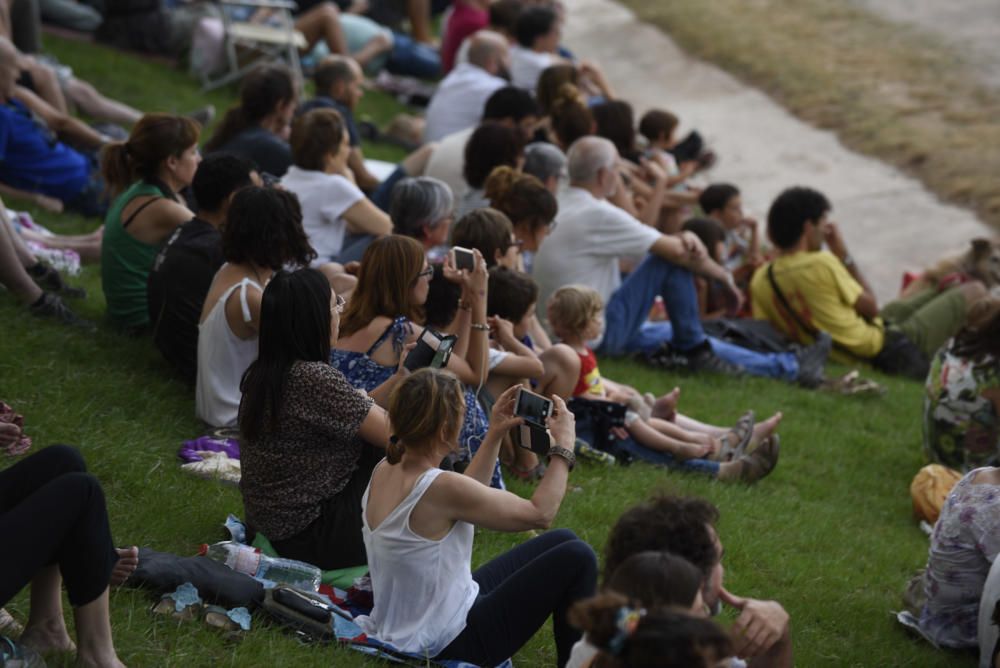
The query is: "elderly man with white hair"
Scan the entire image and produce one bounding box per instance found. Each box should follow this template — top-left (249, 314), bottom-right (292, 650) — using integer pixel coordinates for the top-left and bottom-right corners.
top-left (532, 136), bottom-right (830, 383)
top-left (424, 31), bottom-right (510, 143)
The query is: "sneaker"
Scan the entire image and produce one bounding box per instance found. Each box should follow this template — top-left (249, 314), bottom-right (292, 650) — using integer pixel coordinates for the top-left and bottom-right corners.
top-left (29, 262), bottom-right (86, 299)
top-left (682, 341), bottom-right (744, 376)
top-left (795, 332), bottom-right (832, 388)
top-left (574, 438), bottom-right (616, 466)
top-left (28, 292), bottom-right (95, 330)
top-left (187, 105), bottom-right (216, 128)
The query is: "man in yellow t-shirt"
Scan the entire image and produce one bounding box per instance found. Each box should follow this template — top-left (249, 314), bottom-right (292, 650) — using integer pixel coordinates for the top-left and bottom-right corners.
top-left (750, 187), bottom-right (985, 378)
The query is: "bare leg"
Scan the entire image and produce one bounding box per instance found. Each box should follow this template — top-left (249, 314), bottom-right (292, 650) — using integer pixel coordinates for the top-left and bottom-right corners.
top-left (405, 0), bottom-right (433, 44)
top-left (73, 588), bottom-right (125, 668)
top-left (626, 418), bottom-right (713, 460)
top-left (352, 32), bottom-right (393, 68)
top-left (18, 225), bottom-right (104, 264)
top-left (650, 387), bottom-right (680, 421)
top-left (19, 565), bottom-right (76, 654)
top-left (0, 212), bottom-right (43, 303)
top-left (63, 78), bottom-right (141, 126)
top-left (674, 414), bottom-right (726, 436)
top-left (647, 417), bottom-right (715, 448)
top-left (22, 58), bottom-right (69, 113)
top-left (295, 2), bottom-right (348, 55)
top-left (537, 344), bottom-right (579, 399)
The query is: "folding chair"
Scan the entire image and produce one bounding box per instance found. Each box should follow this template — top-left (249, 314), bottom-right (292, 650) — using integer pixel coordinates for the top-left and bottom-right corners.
top-left (200, 0), bottom-right (306, 91)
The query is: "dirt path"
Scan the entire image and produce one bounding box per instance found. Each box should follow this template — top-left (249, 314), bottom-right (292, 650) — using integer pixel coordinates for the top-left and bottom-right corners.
top-left (560, 0), bottom-right (994, 302)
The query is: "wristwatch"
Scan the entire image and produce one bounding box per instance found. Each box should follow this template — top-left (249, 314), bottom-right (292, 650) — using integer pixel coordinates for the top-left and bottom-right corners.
top-left (547, 445), bottom-right (576, 471)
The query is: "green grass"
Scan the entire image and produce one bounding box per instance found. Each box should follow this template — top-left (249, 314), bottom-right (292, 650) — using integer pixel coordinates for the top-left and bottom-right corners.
top-left (0, 34), bottom-right (975, 667)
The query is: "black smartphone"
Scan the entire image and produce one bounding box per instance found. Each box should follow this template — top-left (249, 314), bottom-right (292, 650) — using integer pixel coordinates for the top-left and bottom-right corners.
top-left (514, 387), bottom-right (553, 426)
top-left (451, 246), bottom-right (475, 271)
top-left (515, 423), bottom-right (552, 455)
top-left (404, 327), bottom-right (458, 371)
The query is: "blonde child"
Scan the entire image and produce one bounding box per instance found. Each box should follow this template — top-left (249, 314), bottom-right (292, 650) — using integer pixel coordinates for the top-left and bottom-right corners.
top-left (547, 285), bottom-right (781, 482)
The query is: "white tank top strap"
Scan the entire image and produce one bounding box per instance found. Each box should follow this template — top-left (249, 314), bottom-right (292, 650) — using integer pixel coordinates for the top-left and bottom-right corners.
top-left (237, 277), bottom-right (263, 323)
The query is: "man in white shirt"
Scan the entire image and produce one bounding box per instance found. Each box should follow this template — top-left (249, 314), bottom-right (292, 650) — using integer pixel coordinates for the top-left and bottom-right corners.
top-left (532, 137), bottom-right (829, 381)
top-left (509, 5), bottom-right (563, 90)
top-left (423, 86), bottom-right (539, 199)
top-left (424, 31), bottom-right (510, 143)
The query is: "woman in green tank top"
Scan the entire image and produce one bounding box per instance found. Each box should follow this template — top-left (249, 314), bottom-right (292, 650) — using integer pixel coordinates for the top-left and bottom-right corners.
top-left (100, 114), bottom-right (202, 331)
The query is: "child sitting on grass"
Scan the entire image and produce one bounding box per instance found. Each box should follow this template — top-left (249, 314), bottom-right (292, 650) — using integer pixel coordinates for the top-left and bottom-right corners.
top-left (547, 285), bottom-right (781, 482)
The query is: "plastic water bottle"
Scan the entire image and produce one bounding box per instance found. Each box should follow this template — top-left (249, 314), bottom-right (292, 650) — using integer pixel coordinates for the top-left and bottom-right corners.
top-left (199, 542), bottom-right (322, 591)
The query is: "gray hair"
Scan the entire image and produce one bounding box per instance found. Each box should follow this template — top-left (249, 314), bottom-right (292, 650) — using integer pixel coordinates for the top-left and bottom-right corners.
top-left (523, 142), bottom-right (567, 183)
top-left (566, 136), bottom-right (617, 185)
top-left (389, 177), bottom-right (455, 239)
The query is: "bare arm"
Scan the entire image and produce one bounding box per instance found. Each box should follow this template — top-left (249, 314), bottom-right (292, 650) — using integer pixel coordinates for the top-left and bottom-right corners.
top-left (489, 317), bottom-right (545, 379)
top-left (441, 391), bottom-right (575, 530)
top-left (823, 221), bottom-right (878, 318)
top-left (0, 182), bottom-right (63, 212)
top-left (341, 197), bottom-right (393, 237)
top-left (357, 403), bottom-right (391, 448)
top-left (348, 148), bottom-right (381, 192)
top-left (636, 159), bottom-right (669, 228)
top-left (13, 85), bottom-right (107, 150)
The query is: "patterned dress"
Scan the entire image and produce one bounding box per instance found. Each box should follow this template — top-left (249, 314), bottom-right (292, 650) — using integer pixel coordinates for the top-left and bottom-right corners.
top-left (330, 317), bottom-right (503, 489)
top-left (924, 341), bottom-right (1000, 472)
top-left (919, 468), bottom-right (1000, 647)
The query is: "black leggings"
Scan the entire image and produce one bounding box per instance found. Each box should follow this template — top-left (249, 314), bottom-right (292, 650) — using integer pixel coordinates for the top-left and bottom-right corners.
top-left (436, 528), bottom-right (598, 668)
top-left (0, 445), bottom-right (118, 608)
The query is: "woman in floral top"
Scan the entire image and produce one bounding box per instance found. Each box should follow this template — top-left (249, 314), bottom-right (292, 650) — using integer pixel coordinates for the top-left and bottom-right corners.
top-left (924, 298), bottom-right (1000, 472)
top-left (919, 466), bottom-right (1000, 647)
top-left (238, 268), bottom-right (405, 570)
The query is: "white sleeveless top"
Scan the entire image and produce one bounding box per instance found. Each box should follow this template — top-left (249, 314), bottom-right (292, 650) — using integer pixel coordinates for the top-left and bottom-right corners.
top-left (355, 465), bottom-right (479, 656)
top-left (195, 276), bottom-right (262, 428)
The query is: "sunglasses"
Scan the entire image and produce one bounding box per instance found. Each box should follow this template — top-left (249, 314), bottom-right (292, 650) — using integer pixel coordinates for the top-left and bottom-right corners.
top-left (330, 294), bottom-right (346, 314)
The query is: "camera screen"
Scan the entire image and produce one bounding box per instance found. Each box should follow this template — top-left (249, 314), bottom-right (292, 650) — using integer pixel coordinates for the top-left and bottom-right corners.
top-left (516, 389), bottom-right (552, 425)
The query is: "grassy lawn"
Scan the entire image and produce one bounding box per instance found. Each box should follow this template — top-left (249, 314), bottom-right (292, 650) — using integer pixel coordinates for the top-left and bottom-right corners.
top-left (618, 0), bottom-right (1000, 232)
top-left (0, 34), bottom-right (976, 667)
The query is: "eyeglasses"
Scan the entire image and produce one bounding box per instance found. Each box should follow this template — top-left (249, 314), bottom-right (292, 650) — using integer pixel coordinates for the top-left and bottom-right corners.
top-left (547, 219), bottom-right (558, 233)
top-left (415, 267), bottom-right (434, 281)
top-left (331, 294), bottom-right (346, 314)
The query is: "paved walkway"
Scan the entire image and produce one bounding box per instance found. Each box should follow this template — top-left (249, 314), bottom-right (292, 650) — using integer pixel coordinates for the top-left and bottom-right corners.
top-left (560, 0), bottom-right (993, 302)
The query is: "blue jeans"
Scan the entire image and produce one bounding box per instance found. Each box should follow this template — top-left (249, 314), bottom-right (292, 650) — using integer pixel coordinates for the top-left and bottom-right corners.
top-left (386, 32), bottom-right (441, 80)
top-left (371, 164), bottom-right (408, 212)
top-left (596, 254), bottom-right (799, 381)
top-left (616, 437), bottom-right (721, 476)
top-left (332, 232), bottom-right (376, 264)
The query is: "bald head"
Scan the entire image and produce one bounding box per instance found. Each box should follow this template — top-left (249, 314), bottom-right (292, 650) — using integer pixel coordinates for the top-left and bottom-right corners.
top-left (467, 30), bottom-right (510, 75)
top-left (567, 136), bottom-right (618, 186)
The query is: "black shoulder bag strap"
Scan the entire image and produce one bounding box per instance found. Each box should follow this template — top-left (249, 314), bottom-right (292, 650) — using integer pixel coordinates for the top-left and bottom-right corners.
top-left (766, 263), bottom-right (862, 361)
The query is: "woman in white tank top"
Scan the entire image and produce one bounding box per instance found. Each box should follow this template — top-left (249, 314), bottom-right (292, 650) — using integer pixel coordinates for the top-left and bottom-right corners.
top-left (358, 369), bottom-right (597, 666)
top-left (195, 186), bottom-right (318, 427)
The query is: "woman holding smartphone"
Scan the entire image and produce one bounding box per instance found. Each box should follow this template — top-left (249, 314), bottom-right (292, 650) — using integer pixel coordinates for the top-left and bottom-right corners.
top-left (332, 235), bottom-right (504, 487)
top-left (357, 369), bottom-right (597, 667)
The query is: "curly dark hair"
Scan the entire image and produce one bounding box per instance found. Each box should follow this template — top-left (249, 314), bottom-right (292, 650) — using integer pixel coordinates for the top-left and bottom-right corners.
top-left (603, 494), bottom-right (720, 583)
top-left (222, 186), bottom-right (316, 269)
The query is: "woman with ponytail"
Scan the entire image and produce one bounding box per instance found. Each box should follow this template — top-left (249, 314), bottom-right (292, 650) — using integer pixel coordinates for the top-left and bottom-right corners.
top-left (237, 267), bottom-right (402, 570)
top-left (485, 165), bottom-right (558, 257)
top-left (203, 64), bottom-right (298, 177)
top-left (549, 83), bottom-right (595, 151)
top-left (99, 113), bottom-right (200, 331)
top-left (569, 596), bottom-right (732, 668)
top-left (357, 368), bottom-right (596, 667)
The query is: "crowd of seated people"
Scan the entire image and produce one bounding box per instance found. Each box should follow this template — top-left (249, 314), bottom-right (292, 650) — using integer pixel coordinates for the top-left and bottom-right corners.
top-left (7, 0), bottom-right (1000, 665)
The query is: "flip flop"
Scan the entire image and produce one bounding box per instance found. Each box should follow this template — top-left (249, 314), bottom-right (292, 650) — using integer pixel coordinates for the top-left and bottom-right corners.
top-left (717, 410), bottom-right (754, 462)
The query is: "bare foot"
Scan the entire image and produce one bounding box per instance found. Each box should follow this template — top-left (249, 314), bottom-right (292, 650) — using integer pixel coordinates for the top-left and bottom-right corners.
top-left (747, 412), bottom-right (783, 453)
top-left (110, 547), bottom-right (139, 587)
top-left (651, 387), bottom-right (680, 421)
top-left (19, 620), bottom-right (76, 655)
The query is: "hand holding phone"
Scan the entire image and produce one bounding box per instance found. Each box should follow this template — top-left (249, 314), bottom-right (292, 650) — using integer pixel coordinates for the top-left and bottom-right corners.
top-left (403, 327), bottom-right (457, 371)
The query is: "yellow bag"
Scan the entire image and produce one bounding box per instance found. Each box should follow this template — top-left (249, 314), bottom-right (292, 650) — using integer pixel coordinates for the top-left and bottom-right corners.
top-left (911, 464), bottom-right (963, 524)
